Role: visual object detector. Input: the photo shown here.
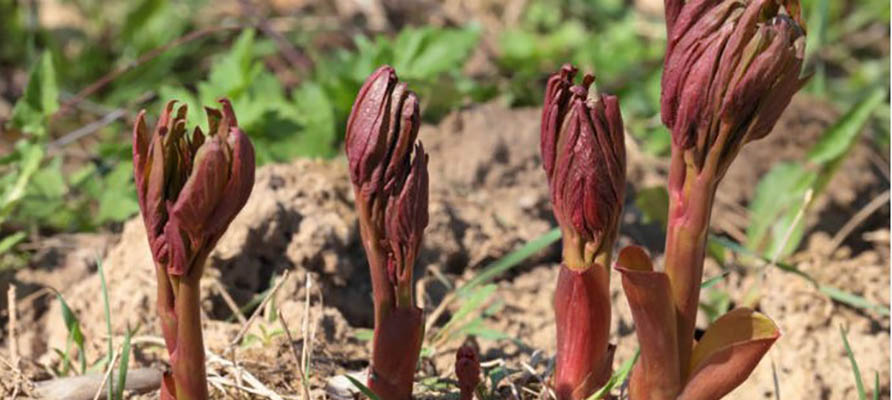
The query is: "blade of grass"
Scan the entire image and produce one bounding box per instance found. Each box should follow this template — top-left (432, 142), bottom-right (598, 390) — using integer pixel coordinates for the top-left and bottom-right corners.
top-left (840, 326), bottom-right (867, 400)
top-left (700, 272), bottom-right (729, 289)
top-left (345, 374), bottom-right (381, 400)
top-left (456, 228), bottom-right (560, 296)
top-left (873, 371), bottom-right (879, 400)
top-left (114, 330), bottom-right (132, 400)
top-left (587, 348), bottom-right (640, 399)
top-left (98, 257), bottom-right (114, 398)
top-left (820, 286), bottom-right (889, 316)
top-left (436, 284), bottom-right (497, 341)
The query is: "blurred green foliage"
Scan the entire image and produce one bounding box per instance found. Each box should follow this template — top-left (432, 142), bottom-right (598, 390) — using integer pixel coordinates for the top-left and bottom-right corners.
top-left (0, 0), bottom-right (888, 269)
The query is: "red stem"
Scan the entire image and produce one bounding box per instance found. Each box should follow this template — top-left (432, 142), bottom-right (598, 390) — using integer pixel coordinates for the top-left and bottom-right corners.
top-left (664, 148), bottom-right (716, 378)
top-left (553, 264), bottom-right (612, 400)
top-left (170, 272), bottom-right (208, 400)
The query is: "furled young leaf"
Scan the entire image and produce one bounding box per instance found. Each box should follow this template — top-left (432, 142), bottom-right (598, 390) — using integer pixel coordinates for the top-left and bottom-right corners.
top-left (681, 309), bottom-right (779, 400)
top-left (9, 52), bottom-right (59, 137)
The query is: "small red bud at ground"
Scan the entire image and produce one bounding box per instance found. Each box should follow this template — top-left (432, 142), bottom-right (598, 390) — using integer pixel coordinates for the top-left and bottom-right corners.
top-left (455, 345), bottom-right (481, 400)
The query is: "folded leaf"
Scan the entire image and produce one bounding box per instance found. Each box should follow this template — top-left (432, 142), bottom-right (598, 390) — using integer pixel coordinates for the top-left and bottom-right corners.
top-left (680, 308), bottom-right (780, 400)
top-left (615, 246), bottom-right (681, 400)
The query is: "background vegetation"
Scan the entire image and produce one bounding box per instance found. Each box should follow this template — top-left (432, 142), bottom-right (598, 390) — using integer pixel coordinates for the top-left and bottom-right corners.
top-left (0, 0), bottom-right (889, 269)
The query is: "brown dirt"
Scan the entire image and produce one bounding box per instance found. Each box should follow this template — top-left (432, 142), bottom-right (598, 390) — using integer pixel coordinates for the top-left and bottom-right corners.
top-left (1, 97), bottom-right (888, 399)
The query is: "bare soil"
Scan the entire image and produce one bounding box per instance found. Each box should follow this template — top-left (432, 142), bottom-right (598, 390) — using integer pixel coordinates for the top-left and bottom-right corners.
top-left (1, 97), bottom-right (888, 399)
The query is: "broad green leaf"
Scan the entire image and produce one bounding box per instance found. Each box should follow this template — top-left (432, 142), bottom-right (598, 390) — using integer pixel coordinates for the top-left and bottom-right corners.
top-left (394, 26), bottom-right (480, 80)
top-left (9, 52), bottom-right (59, 137)
top-left (291, 82), bottom-right (336, 158)
top-left (96, 162), bottom-right (139, 224)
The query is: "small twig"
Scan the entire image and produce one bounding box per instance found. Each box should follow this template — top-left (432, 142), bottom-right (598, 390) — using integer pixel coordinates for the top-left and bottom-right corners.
top-left (300, 274), bottom-right (312, 383)
top-left (55, 25), bottom-right (243, 118)
top-left (206, 352), bottom-right (285, 400)
top-left (34, 368), bottom-right (162, 400)
top-left (91, 347), bottom-right (119, 400)
top-left (230, 270), bottom-right (291, 348)
top-left (214, 279), bottom-right (247, 324)
top-left (277, 309), bottom-right (311, 400)
top-left (425, 292), bottom-right (456, 335)
top-left (47, 109), bottom-right (126, 153)
top-left (828, 189), bottom-right (891, 253)
top-left (236, 0), bottom-right (311, 75)
top-left (7, 285), bottom-right (18, 366)
top-left (767, 189), bottom-right (814, 270)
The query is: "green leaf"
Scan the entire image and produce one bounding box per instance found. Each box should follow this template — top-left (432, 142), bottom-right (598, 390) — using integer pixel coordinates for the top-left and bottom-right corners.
top-left (394, 26), bottom-right (480, 80)
top-left (205, 29), bottom-right (262, 100)
top-left (457, 228), bottom-right (561, 297)
top-left (634, 186), bottom-right (669, 227)
top-left (345, 374), bottom-right (381, 400)
top-left (700, 272), bottom-right (729, 289)
top-left (746, 162), bottom-right (816, 257)
top-left (353, 328), bottom-right (374, 342)
top-left (291, 82), bottom-right (336, 157)
top-left (96, 162), bottom-right (139, 224)
top-left (56, 291), bottom-right (86, 374)
top-left (711, 236), bottom-right (889, 315)
top-left (749, 88), bottom-right (886, 258)
top-left (0, 232), bottom-right (27, 255)
top-left (9, 52), bottom-right (59, 137)
top-left (0, 143), bottom-right (44, 224)
top-left (438, 284), bottom-right (497, 340)
top-left (807, 89), bottom-right (886, 164)
top-left (840, 326), bottom-right (867, 400)
top-left (115, 330), bottom-right (132, 400)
